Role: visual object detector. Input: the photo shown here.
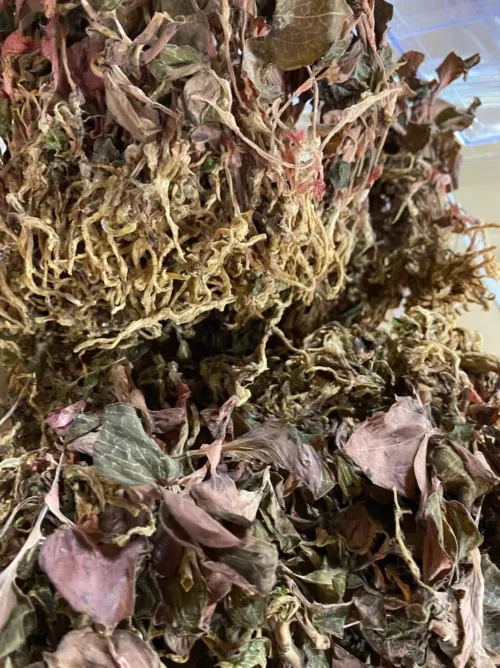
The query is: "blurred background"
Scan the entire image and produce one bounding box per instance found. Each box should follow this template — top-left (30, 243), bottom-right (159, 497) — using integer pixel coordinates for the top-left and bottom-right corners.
top-left (389, 0), bottom-right (500, 352)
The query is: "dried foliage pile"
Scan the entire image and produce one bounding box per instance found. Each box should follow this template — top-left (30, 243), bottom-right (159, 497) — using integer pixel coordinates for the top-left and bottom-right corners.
top-left (2, 0), bottom-right (500, 666)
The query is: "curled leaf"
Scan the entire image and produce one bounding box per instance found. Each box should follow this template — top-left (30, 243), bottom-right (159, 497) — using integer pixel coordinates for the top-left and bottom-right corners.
top-left (223, 420), bottom-right (335, 499)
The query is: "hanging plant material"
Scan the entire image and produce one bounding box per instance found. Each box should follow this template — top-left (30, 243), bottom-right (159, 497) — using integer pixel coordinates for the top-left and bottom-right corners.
top-left (1, 0), bottom-right (500, 665)
top-left (2, 0), bottom-right (492, 355)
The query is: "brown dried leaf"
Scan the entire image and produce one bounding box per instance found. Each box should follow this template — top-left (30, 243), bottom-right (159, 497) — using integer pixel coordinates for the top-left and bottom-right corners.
top-left (39, 528), bottom-right (146, 626)
top-left (344, 397), bottom-right (431, 498)
top-left (261, 0), bottom-right (353, 71)
top-left (398, 50), bottom-right (425, 79)
top-left (104, 71), bottom-right (161, 142)
top-left (335, 502), bottom-right (379, 555)
top-left (436, 52), bottom-right (480, 91)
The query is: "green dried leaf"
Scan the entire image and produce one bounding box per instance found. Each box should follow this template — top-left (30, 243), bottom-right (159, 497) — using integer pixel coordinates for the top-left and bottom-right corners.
top-left (333, 453), bottom-right (362, 500)
top-left (310, 602), bottom-right (352, 636)
top-left (216, 537), bottom-right (279, 595)
top-left (148, 45), bottom-right (204, 80)
top-left (93, 404), bottom-right (183, 487)
top-left (0, 584), bottom-right (36, 660)
top-left (43, 125), bottom-right (69, 153)
top-left (258, 479), bottom-right (301, 552)
top-left (164, 552), bottom-right (209, 631)
top-left (285, 561), bottom-right (347, 603)
top-left (0, 99), bottom-right (11, 137)
top-left (261, 0), bottom-right (353, 71)
top-left (444, 500), bottom-right (482, 564)
top-left (431, 444), bottom-right (476, 509)
top-left (89, 0), bottom-right (122, 10)
top-left (327, 158), bottom-right (353, 191)
top-left (217, 637), bottom-right (271, 668)
top-left (227, 588), bottom-right (267, 629)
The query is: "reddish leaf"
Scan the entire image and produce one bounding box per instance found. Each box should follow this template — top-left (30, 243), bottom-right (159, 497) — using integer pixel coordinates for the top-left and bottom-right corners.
top-left (190, 475), bottom-right (261, 523)
top-left (46, 401), bottom-right (85, 436)
top-left (398, 50), bottom-right (425, 79)
top-left (160, 489), bottom-right (242, 548)
top-left (344, 397), bottom-right (431, 498)
top-left (66, 37), bottom-right (105, 102)
top-left (39, 528), bottom-right (145, 626)
top-left (1, 31), bottom-right (33, 59)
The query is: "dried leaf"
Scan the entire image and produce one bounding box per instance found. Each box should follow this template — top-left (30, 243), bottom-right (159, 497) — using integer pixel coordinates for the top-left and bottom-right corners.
top-left (422, 488), bottom-right (455, 585)
top-left (217, 637), bottom-right (271, 668)
top-left (260, 0), bottom-right (353, 71)
top-left (46, 401), bottom-right (86, 436)
top-left (285, 561), bottom-right (347, 604)
top-left (93, 404), bottom-right (183, 487)
top-left (227, 588), bottom-right (267, 629)
top-left (190, 474), bottom-right (262, 523)
top-left (0, 583), bottom-right (36, 660)
top-left (436, 52), bottom-right (480, 91)
top-left (44, 628), bottom-right (161, 668)
top-left (148, 44), bottom-right (205, 80)
top-left (335, 502), bottom-right (379, 555)
top-left (258, 477), bottom-right (302, 552)
top-left (454, 549), bottom-right (485, 668)
top-left (39, 528), bottom-right (145, 626)
top-left (160, 489), bottom-right (242, 548)
top-left (352, 586), bottom-right (386, 631)
top-left (104, 71), bottom-right (161, 142)
top-left (215, 536), bottom-right (279, 595)
top-left (344, 397), bottom-right (431, 498)
top-left (482, 555), bottom-right (500, 655)
top-left (224, 421), bottom-right (335, 499)
top-left (183, 71), bottom-right (227, 126)
top-left (332, 645), bottom-right (371, 667)
top-left (310, 602), bottom-right (352, 636)
top-left (398, 50), bottom-right (425, 79)
top-left (444, 500), bottom-right (482, 565)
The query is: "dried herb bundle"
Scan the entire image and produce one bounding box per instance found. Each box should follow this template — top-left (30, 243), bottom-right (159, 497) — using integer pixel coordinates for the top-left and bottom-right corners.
top-left (2, 0), bottom-right (500, 666)
top-left (3, 305), bottom-right (500, 667)
top-left (1, 0), bottom-right (495, 353)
